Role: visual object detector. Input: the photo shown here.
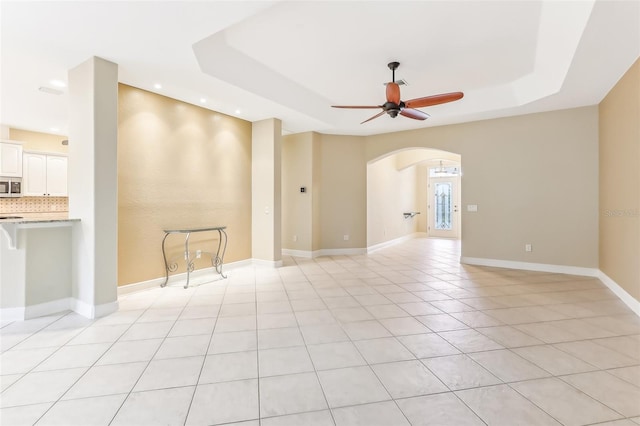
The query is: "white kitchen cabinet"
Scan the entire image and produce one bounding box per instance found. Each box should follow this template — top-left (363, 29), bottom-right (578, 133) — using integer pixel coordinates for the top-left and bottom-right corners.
top-left (0, 141), bottom-right (23, 177)
top-left (23, 152), bottom-right (68, 196)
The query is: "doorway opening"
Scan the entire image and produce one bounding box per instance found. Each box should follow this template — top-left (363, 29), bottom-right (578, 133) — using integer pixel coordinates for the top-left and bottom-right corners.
top-left (366, 148), bottom-right (461, 249)
top-left (427, 160), bottom-right (461, 239)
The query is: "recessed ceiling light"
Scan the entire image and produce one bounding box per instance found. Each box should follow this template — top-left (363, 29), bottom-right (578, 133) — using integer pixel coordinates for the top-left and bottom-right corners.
top-left (154, 83), bottom-right (162, 89)
top-left (235, 109), bottom-right (241, 115)
top-left (50, 127), bottom-right (59, 132)
top-left (49, 79), bottom-right (66, 88)
top-left (200, 98), bottom-right (207, 104)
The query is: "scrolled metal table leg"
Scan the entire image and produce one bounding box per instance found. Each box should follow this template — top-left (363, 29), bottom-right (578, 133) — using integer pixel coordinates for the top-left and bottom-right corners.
top-left (161, 232), bottom-right (170, 287)
top-left (184, 232), bottom-right (193, 289)
top-left (217, 228), bottom-right (228, 279)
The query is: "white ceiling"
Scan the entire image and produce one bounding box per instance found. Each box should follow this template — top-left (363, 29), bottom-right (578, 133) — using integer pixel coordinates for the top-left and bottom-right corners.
top-left (1, 1), bottom-right (638, 137)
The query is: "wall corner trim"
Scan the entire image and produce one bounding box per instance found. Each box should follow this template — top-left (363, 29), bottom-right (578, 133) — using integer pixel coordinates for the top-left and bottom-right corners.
top-left (460, 257), bottom-right (600, 277)
top-left (597, 271), bottom-right (640, 316)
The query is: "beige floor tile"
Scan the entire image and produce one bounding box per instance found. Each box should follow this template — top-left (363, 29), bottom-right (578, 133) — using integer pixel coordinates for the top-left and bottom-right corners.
top-left (187, 379), bottom-right (259, 425)
top-left (154, 334), bottom-right (210, 359)
top-left (257, 327), bottom-right (304, 349)
top-left (469, 349), bottom-right (550, 382)
top-left (134, 356), bottom-right (204, 392)
top-left (62, 362), bottom-right (146, 400)
top-left (450, 311), bottom-right (504, 327)
top-left (439, 329), bottom-right (504, 353)
top-left (1, 367), bottom-right (87, 408)
top-left (332, 401), bottom-right (410, 426)
top-left (199, 351), bottom-right (258, 384)
top-left (512, 344), bottom-right (598, 375)
top-left (397, 333), bottom-right (460, 358)
top-left (514, 322), bottom-right (582, 343)
top-left (371, 360), bottom-right (448, 398)
top-left (554, 340), bottom-right (638, 369)
top-left (562, 371), bottom-right (640, 417)
top-left (378, 316), bottom-right (430, 335)
top-left (0, 403), bottom-right (53, 426)
top-left (608, 365), bottom-right (640, 387)
top-left (592, 335), bottom-right (640, 360)
top-left (456, 384), bottom-right (561, 425)
top-left (342, 320), bottom-right (392, 340)
top-left (307, 341), bottom-right (367, 370)
top-left (415, 314), bottom-right (468, 332)
top-left (422, 354), bottom-right (501, 390)
top-left (38, 394), bottom-right (125, 425)
top-left (397, 392), bottom-right (485, 426)
top-left (354, 337), bottom-right (415, 364)
top-left (258, 346), bottom-right (314, 377)
top-left (260, 410), bottom-right (334, 426)
top-left (114, 388), bottom-right (193, 426)
top-left (299, 324), bottom-right (350, 345)
top-left (476, 325), bottom-right (544, 348)
top-left (511, 377), bottom-right (623, 426)
top-left (0, 346), bottom-right (58, 374)
top-left (317, 366), bottom-right (390, 408)
top-left (259, 373), bottom-right (327, 417)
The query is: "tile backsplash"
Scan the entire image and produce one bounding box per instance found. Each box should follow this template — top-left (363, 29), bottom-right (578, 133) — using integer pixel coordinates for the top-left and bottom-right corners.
top-left (0, 197), bottom-right (68, 213)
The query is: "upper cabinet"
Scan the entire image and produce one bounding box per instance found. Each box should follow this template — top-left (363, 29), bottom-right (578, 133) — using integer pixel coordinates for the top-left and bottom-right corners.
top-left (23, 152), bottom-right (68, 196)
top-left (0, 141), bottom-right (24, 177)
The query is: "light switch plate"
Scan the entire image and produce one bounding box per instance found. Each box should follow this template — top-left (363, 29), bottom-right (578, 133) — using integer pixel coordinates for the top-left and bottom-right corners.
top-left (467, 204), bottom-right (478, 212)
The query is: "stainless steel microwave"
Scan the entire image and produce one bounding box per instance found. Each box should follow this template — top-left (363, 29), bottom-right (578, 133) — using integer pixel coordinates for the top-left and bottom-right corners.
top-left (0, 177), bottom-right (22, 198)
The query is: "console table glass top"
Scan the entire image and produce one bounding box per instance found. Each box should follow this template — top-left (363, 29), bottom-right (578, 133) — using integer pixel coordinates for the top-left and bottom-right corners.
top-left (161, 226), bottom-right (228, 289)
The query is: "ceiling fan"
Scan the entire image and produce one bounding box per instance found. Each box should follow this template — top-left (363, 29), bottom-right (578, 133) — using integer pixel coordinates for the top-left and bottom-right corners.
top-left (332, 62), bottom-right (464, 124)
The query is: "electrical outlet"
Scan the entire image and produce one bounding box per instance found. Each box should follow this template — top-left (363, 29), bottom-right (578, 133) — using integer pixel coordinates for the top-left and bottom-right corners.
top-left (525, 244), bottom-right (532, 252)
top-left (293, 235), bottom-right (298, 242)
top-left (343, 234), bottom-right (349, 241)
top-left (196, 250), bottom-right (202, 258)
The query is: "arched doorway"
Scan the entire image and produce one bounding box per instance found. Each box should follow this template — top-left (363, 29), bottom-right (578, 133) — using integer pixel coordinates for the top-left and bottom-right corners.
top-left (366, 148), bottom-right (461, 249)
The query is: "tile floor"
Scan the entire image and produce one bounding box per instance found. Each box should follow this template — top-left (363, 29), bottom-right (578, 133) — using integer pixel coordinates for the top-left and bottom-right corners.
top-left (1, 238), bottom-right (639, 426)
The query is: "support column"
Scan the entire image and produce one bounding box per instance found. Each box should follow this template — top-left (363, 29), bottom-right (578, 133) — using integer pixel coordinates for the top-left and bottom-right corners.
top-left (252, 119), bottom-right (282, 265)
top-left (68, 57), bottom-right (119, 318)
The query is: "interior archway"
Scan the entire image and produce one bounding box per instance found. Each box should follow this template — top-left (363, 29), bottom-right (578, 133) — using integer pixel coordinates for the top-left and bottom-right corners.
top-left (366, 147), bottom-right (462, 250)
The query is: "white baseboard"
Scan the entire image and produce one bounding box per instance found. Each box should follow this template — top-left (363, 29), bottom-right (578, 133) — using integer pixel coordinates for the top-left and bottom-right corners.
top-left (252, 259), bottom-right (284, 268)
top-left (118, 258), bottom-right (271, 296)
top-left (282, 248), bottom-right (367, 258)
top-left (460, 257), bottom-right (600, 277)
top-left (598, 271), bottom-right (640, 316)
top-left (282, 249), bottom-right (314, 258)
top-left (0, 307), bottom-right (26, 321)
top-left (1, 297), bottom-right (119, 321)
top-left (25, 298), bottom-right (74, 320)
top-left (367, 232), bottom-right (426, 254)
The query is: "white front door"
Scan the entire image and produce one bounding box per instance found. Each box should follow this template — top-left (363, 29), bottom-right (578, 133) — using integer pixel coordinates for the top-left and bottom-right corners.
top-left (428, 175), bottom-right (460, 239)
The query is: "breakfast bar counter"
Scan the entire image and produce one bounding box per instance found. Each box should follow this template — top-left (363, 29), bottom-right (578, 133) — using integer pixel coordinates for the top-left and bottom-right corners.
top-left (0, 213), bottom-right (80, 320)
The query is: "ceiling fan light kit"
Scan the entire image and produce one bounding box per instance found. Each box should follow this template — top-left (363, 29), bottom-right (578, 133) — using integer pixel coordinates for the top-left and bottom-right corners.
top-left (332, 61), bottom-right (464, 124)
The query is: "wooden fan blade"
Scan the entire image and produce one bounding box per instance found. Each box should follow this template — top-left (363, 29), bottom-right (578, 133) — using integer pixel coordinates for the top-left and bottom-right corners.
top-left (405, 92), bottom-right (464, 109)
top-left (361, 110), bottom-right (386, 124)
top-left (386, 82), bottom-right (401, 104)
top-left (400, 108), bottom-right (430, 121)
top-left (332, 105), bottom-right (382, 109)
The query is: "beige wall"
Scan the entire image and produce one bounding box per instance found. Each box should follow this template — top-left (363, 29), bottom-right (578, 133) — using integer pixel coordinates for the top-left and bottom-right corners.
top-left (365, 107), bottom-right (599, 268)
top-left (282, 132), bottom-right (314, 251)
top-left (319, 134), bottom-right (367, 249)
top-left (367, 153), bottom-right (419, 246)
top-left (599, 58), bottom-right (640, 300)
top-left (118, 84), bottom-right (252, 286)
top-left (8, 128), bottom-right (68, 153)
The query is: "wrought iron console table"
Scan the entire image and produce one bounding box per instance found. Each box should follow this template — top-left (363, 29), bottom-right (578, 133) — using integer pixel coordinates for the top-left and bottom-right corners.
top-left (161, 225), bottom-right (228, 289)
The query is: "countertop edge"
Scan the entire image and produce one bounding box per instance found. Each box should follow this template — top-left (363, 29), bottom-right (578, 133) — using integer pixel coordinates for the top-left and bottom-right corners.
top-left (0, 218), bottom-right (81, 225)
